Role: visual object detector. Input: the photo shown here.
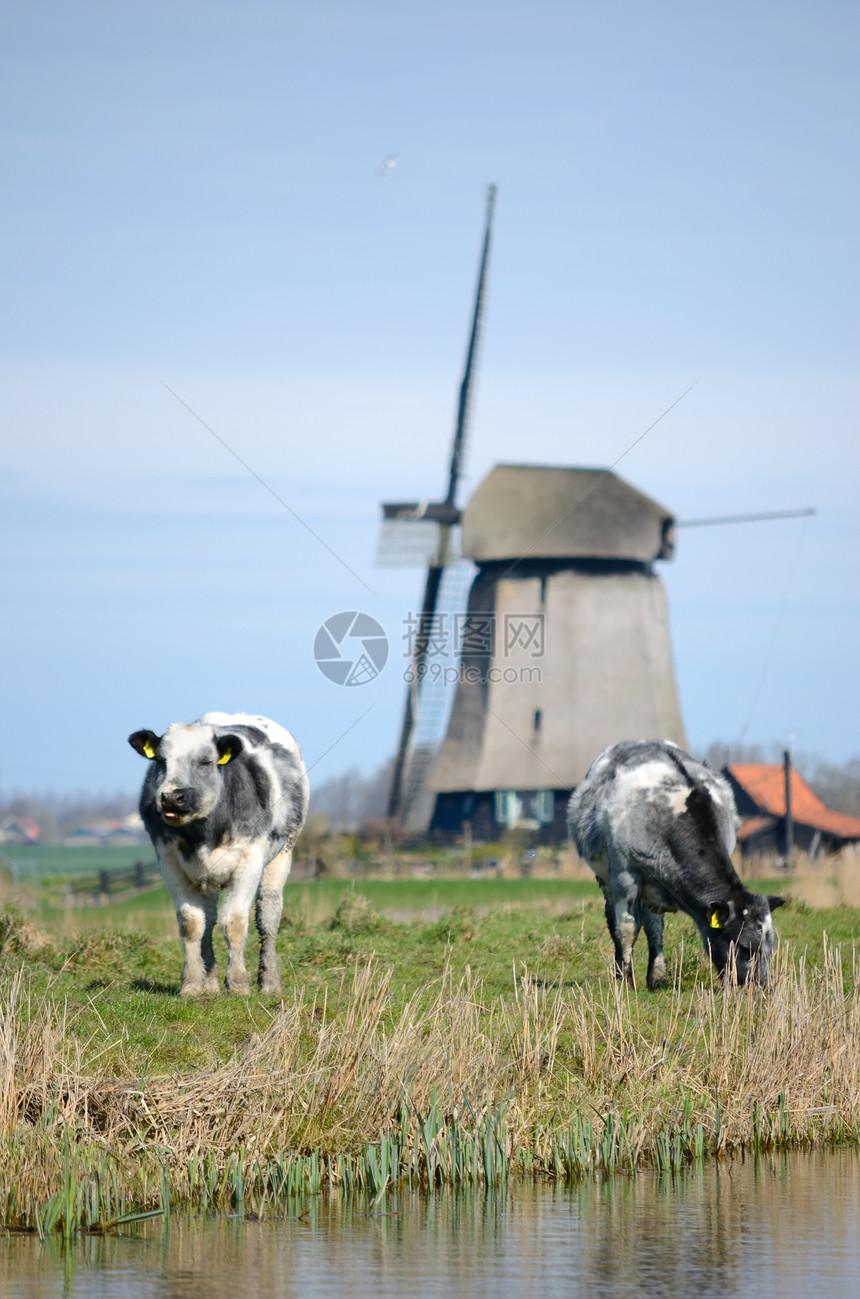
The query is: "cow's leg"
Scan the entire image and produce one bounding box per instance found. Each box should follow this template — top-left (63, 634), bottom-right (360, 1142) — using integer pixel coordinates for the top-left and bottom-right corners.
top-left (612, 900), bottom-right (640, 984)
top-left (159, 855), bottom-right (219, 995)
top-left (608, 864), bottom-right (640, 985)
top-left (255, 847), bottom-right (292, 994)
top-left (199, 895), bottom-right (220, 993)
top-left (599, 885), bottom-right (629, 981)
top-left (642, 906), bottom-right (667, 989)
top-left (218, 849), bottom-right (263, 994)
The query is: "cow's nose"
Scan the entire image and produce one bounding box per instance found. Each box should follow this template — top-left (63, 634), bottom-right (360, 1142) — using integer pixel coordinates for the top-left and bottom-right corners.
top-left (162, 789), bottom-right (189, 812)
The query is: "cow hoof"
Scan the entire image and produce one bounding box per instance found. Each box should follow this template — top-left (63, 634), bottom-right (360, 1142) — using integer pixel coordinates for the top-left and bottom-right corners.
top-left (647, 956), bottom-right (667, 990)
top-left (179, 982), bottom-right (206, 997)
top-left (225, 976), bottom-right (250, 995)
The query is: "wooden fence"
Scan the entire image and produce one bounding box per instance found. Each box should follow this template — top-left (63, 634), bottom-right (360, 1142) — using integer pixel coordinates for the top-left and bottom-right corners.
top-left (69, 861), bottom-right (160, 901)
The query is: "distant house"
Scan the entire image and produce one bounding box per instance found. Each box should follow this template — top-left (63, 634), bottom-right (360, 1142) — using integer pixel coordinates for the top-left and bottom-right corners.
top-left (63, 816), bottom-right (147, 846)
top-left (723, 764), bottom-right (860, 858)
top-left (0, 817), bottom-right (40, 845)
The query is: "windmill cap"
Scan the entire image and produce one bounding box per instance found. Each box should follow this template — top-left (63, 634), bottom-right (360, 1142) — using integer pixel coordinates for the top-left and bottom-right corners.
top-left (461, 464), bottom-right (675, 563)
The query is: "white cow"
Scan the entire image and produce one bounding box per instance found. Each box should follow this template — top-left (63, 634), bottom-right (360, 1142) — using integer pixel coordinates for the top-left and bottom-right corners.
top-left (129, 713), bottom-right (309, 995)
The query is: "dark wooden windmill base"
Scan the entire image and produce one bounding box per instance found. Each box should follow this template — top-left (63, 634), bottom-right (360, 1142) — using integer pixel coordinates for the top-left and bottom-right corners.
top-left (429, 789), bottom-right (573, 844)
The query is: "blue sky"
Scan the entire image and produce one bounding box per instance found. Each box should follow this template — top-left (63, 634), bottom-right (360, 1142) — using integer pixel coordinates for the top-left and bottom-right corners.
top-left (2, 0), bottom-right (858, 796)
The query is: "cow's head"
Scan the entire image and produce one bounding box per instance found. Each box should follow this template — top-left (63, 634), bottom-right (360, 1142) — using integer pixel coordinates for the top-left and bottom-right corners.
top-left (129, 724), bottom-right (243, 826)
top-left (705, 892), bottom-right (785, 985)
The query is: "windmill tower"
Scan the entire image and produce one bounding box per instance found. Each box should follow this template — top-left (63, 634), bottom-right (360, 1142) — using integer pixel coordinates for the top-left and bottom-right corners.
top-left (427, 463), bottom-right (686, 839)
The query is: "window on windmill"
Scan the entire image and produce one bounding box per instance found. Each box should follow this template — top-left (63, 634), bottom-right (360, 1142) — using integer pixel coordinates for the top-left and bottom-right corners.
top-left (534, 790), bottom-right (554, 823)
top-left (494, 789), bottom-right (555, 827)
top-left (494, 790), bottom-right (521, 828)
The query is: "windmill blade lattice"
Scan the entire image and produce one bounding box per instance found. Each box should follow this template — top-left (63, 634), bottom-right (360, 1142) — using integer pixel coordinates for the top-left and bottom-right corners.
top-left (396, 558), bottom-right (477, 831)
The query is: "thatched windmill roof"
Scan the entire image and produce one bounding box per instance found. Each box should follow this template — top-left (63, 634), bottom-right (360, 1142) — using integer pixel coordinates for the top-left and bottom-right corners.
top-left (462, 464), bottom-right (676, 564)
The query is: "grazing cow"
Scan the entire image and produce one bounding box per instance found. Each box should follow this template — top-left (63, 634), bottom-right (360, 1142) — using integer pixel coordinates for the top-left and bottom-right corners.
top-left (129, 712), bottom-right (309, 996)
top-left (568, 739), bottom-right (784, 988)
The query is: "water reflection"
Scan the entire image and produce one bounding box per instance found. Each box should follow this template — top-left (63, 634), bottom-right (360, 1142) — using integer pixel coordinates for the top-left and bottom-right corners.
top-left (3, 1150), bottom-right (860, 1298)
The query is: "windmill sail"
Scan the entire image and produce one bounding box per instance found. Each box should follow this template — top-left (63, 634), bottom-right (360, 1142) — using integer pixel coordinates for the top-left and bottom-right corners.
top-left (677, 508), bottom-right (816, 528)
top-left (381, 185), bottom-right (497, 826)
top-left (444, 185), bottom-right (496, 509)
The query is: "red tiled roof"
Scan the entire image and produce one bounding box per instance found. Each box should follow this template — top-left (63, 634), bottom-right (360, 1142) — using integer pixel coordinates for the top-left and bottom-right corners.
top-left (728, 765), bottom-right (860, 840)
top-left (0, 816), bottom-right (40, 841)
top-left (736, 815), bottom-right (775, 842)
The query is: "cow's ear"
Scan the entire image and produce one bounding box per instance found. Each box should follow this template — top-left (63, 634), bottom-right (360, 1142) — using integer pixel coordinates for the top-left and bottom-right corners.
top-left (129, 730), bottom-right (160, 760)
top-left (767, 895), bottom-right (786, 912)
top-left (706, 902), bottom-right (731, 931)
top-left (215, 733), bottom-right (243, 766)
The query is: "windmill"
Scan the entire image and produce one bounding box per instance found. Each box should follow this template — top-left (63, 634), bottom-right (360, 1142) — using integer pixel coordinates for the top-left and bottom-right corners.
top-left (377, 184), bottom-right (497, 829)
top-left (378, 187), bottom-right (815, 840)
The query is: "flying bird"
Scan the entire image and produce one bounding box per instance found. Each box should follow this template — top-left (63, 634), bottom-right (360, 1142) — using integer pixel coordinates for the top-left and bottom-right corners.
top-left (377, 153), bottom-right (397, 177)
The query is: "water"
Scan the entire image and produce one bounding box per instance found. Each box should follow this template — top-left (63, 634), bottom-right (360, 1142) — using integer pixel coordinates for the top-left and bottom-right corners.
top-left (4, 1150), bottom-right (860, 1298)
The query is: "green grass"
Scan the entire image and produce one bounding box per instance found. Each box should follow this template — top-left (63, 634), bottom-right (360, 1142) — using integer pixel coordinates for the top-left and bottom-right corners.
top-left (2, 878), bottom-right (608, 1074)
top-left (1, 843), bottom-right (156, 877)
top-left (284, 874), bottom-right (598, 922)
top-left (0, 872), bottom-right (855, 1076)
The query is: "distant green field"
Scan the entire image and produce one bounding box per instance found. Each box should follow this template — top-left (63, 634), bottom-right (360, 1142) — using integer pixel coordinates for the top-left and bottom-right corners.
top-left (3, 852), bottom-right (792, 956)
top-left (286, 875), bottom-right (598, 917)
top-left (1, 842), bottom-right (156, 877)
top-left (9, 867), bottom-right (602, 937)
top-left (2, 843), bottom-right (789, 928)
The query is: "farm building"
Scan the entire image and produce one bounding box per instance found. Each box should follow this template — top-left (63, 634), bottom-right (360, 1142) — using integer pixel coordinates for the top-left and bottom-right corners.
top-left (723, 764), bottom-right (860, 858)
top-left (0, 817), bottom-right (40, 845)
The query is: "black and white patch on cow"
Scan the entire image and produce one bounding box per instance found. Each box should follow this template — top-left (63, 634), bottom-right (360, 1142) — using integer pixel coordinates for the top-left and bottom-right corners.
top-left (568, 739), bottom-right (784, 988)
top-left (129, 712), bottom-right (309, 996)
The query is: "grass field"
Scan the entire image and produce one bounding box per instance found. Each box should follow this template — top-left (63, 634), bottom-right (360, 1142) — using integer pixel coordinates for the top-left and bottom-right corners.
top-left (1, 842), bottom-right (156, 877)
top-left (1, 846), bottom-right (860, 1233)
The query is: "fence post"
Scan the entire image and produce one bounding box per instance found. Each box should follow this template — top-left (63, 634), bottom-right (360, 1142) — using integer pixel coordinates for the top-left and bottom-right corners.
top-left (782, 748), bottom-right (794, 872)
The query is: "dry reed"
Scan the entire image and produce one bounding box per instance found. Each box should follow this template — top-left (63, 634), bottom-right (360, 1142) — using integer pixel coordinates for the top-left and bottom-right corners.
top-left (781, 848), bottom-right (860, 909)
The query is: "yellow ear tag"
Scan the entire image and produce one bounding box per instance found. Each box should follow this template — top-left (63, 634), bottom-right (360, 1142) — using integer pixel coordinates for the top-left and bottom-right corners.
top-left (709, 910), bottom-right (722, 930)
top-left (143, 741), bottom-right (157, 759)
top-left (217, 748), bottom-right (232, 766)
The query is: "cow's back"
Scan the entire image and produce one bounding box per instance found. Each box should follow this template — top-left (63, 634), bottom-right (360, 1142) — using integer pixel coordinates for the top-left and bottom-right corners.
top-left (569, 739), bottom-right (738, 866)
top-left (197, 712), bottom-right (301, 760)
